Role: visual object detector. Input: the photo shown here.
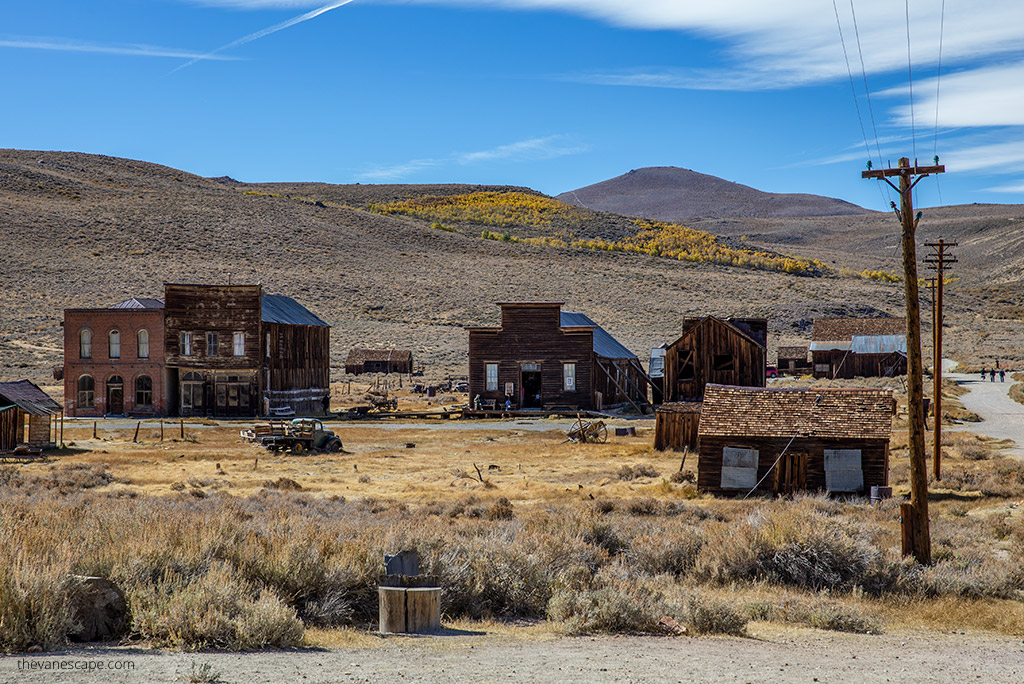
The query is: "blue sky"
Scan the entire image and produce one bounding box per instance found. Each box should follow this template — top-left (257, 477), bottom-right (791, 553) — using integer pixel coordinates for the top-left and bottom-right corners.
top-left (4, 1), bottom-right (1024, 211)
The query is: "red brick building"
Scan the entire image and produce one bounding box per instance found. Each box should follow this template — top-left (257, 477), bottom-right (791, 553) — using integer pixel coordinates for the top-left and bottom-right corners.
top-left (63, 298), bottom-right (168, 417)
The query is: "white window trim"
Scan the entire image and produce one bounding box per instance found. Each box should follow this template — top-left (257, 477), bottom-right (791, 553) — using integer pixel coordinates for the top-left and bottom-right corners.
top-left (233, 332), bottom-right (245, 356)
top-left (485, 363), bottom-right (499, 392)
top-left (181, 331), bottom-right (193, 356)
top-left (108, 329), bottom-right (121, 359)
top-left (563, 362), bottom-right (576, 391)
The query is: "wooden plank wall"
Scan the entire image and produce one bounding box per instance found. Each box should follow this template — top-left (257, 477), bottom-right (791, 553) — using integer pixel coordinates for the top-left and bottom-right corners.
top-left (469, 304), bottom-right (595, 409)
top-left (654, 408), bottom-right (700, 451)
top-left (697, 436), bottom-right (888, 496)
top-left (0, 407), bottom-right (18, 451)
top-left (811, 351), bottom-right (907, 379)
top-left (664, 318), bottom-right (766, 402)
top-left (163, 284), bottom-right (262, 371)
top-left (265, 323), bottom-right (330, 414)
top-left (593, 358), bottom-right (647, 407)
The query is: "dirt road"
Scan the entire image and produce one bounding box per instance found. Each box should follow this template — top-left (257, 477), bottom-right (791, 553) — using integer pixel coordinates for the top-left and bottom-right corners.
top-left (4, 627), bottom-right (1024, 684)
top-left (947, 371), bottom-right (1024, 458)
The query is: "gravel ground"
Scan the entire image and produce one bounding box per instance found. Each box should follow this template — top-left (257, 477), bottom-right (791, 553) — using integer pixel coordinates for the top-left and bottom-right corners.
top-left (3, 629), bottom-right (1023, 684)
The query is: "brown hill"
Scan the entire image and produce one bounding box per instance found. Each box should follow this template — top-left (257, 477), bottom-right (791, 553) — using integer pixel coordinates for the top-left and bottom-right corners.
top-left (557, 166), bottom-right (869, 221)
top-left (1, 149), bottom-right (1021, 389)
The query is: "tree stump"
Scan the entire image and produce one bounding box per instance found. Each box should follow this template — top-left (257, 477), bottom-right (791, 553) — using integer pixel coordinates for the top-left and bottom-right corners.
top-left (378, 586), bottom-right (440, 634)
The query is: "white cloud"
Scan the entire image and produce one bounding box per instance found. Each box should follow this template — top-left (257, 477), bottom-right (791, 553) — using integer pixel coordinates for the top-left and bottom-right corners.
top-left (0, 35), bottom-right (241, 60)
top-left (357, 135), bottom-right (586, 181)
top-left (985, 181), bottom-right (1024, 194)
top-left (883, 62), bottom-right (1024, 129)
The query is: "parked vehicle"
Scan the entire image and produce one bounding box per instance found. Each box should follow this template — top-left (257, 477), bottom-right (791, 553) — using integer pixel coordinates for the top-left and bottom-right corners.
top-left (241, 418), bottom-right (342, 453)
top-left (766, 365), bottom-right (779, 379)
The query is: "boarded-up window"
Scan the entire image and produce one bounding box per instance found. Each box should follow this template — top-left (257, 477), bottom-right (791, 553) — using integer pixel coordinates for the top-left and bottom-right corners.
top-left (485, 363), bottom-right (498, 391)
top-left (721, 446), bottom-right (758, 489)
top-left (824, 449), bottom-right (864, 492)
top-left (233, 332), bottom-right (245, 356)
top-left (678, 350), bottom-right (695, 381)
top-left (713, 354), bottom-right (734, 372)
top-left (563, 363), bottom-right (576, 391)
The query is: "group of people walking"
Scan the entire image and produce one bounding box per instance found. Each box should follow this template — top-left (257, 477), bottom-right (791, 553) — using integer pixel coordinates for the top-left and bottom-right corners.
top-left (980, 367), bottom-right (1006, 382)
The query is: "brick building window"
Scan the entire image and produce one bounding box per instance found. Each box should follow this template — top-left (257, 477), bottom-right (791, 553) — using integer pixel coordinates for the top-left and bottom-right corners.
top-left (79, 329), bottom-right (92, 359)
top-left (135, 375), bottom-right (153, 407)
top-left (207, 332), bottom-right (219, 356)
top-left (137, 329), bottom-right (149, 359)
top-left (109, 330), bottom-right (121, 359)
top-left (181, 332), bottom-right (192, 356)
top-left (233, 332), bottom-right (245, 356)
top-left (77, 375), bottom-right (95, 408)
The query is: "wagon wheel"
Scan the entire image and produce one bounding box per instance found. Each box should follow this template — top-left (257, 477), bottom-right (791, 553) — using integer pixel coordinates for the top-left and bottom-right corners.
top-left (595, 424), bottom-right (608, 443)
top-left (291, 442), bottom-right (305, 454)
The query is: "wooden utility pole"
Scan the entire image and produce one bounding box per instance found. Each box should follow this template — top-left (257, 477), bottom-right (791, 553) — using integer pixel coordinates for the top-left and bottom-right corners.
top-left (863, 156), bottom-right (944, 565)
top-left (924, 240), bottom-right (957, 482)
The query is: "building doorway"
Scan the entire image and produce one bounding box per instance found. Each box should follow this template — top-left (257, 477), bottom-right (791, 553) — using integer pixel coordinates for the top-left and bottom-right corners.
top-left (774, 451), bottom-right (807, 495)
top-left (180, 371), bottom-right (204, 416)
top-left (106, 376), bottom-right (124, 415)
top-left (521, 362), bottom-right (542, 408)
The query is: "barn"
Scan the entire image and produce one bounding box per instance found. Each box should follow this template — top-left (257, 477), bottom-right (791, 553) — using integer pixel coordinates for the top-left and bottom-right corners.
top-left (696, 384), bottom-right (894, 496)
top-left (467, 302), bottom-right (649, 411)
top-left (0, 380), bottom-right (62, 454)
top-left (810, 318), bottom-right (907, 379)
top-left (345, 349), bottom-right (414, 375)
top-left (662, 316), bottom-right (767, 403)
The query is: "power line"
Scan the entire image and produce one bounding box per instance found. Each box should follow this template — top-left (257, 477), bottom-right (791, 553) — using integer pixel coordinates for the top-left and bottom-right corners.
top-left (933, 0), bottom-right (946, 205)
top-left (849, 0), bottom-right (885, 167)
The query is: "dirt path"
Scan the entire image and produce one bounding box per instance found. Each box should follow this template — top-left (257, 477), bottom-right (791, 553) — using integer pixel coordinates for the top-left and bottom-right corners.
top-left (3, 629), bottom-right (1023, 684)
top-left (947, 371), bottom-right (1024, 458)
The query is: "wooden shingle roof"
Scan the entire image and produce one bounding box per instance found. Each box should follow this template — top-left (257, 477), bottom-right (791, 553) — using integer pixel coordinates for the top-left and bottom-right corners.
top-left (0, 380), bottom-right (62, 416)
top-left (777, 346), bottom-right (809, 358)
top-left (811, 318), bottom-right (906, 341)
top-left (698, 384), bottom-right (893, 440)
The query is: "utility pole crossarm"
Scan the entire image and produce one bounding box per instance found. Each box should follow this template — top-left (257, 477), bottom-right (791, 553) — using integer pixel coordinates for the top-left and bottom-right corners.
top-left (862, 164), bottom-right (945, 178)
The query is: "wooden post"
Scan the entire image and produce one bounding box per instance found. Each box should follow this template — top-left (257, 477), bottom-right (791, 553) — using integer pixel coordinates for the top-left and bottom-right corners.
top-left (180, 418), bottom-right (184, 439)
top-left (59, 410), bottom-right (63, 448)
top-left (160, 420), bottom-right (164, 441)
top-left (133, 421), bottom-right (140, 443)
top-left (863, 156), bottom-right (944, 565)
top-left (925, 239), bottom-right (957, 482)
top-left (93, 421), bottom-right (97, 439)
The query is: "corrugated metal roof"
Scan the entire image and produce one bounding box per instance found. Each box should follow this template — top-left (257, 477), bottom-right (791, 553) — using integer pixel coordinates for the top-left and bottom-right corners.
top-left (851, 334), bottom-right (907, 354)
top-left (810, 341), bottom-right (852, 351)
top-left (0, 380), bottom-right (62, 416)
top-left (261, 294), bottom-right (329, 327)
top-left (560, 312), bottom-right (637, 360)
top-left (111, 297), bottom-right (164, 309)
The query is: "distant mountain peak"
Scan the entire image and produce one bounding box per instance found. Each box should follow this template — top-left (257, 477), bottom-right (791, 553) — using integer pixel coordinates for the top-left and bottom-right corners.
top-left (557, 166), bottom-right (869, 221)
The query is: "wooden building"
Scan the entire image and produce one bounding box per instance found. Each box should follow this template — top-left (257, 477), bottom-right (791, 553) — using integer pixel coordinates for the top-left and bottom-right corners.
top-left (63, 297), bottom-right (167, 417)
top-left (345, 349), bottom-right (414, 375)
top-left (810, 318), bottom-right (907, 379)
top-left (467, 303), bottom-right (648, 411)
top-left (696, 384), bottom-right (894, 496)
top-left (163, 284), bottom-right (330, 417)
top-left (777, 345), bottom-right (812, 374)
top-left (0, 380), bottom-right (62, 453)
top-left (662, 316), bottom-right (767, 403)
top-left (654, 402), bottom-right (701, 452)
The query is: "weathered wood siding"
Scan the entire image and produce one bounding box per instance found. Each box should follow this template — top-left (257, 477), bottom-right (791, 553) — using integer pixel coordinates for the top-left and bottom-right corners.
top-left (811, 350), bottom-right (907, 379)
top-left (469, 304), bottom-right (596, 409)
top-left (265, 322), bottom-right (330, 414)
top-left (654, 404), bottom-right (701, 451)
top-left (697, 436), bottom-right (888, 496)
top-left (0, 407), bottom-right (18, 452)
top-left (163, 285), bottom-right (262, 370)
top-left (593, 358), bottom-right (646, 407)
top-left (664, 318), bottom-right (766, 402)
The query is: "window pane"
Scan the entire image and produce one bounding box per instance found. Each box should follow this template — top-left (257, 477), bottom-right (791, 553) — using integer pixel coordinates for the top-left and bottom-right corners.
top-left (485, 363), bottom-right (498, 391)
top-left (207, 332), bottom-right (218, 356)
top-left (712, 354), bottom-right (734, 372)
top-left (138, 330), bottom-right (149, 359)
top-left (182, 332), bottom-right (192, 356)
top-left (563, 363), bottom-right (576, 391)
top-left (234, 332), bottom-right (245, 356)
top-left (109, 330), bottom-right (120, 359)
top-left (80, 329), bottom-right (92, 359)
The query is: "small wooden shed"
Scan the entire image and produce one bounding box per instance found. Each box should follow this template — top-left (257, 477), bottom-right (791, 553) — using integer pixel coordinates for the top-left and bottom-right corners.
top-left (697, 384), bottom-right (894, 496)
top-left (654, 402), bottom-right (701, 452)
top-left (345, 349), bottom-right (414, 375)
top-left (777, 346), bottom-right (811, 373)
top-left (0, 380), bottom-right (62, 453)
top-left (810, 318), bottom-right (907, 379)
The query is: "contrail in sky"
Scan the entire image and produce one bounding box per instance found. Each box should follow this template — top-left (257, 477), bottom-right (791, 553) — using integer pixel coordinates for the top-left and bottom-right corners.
top-left (170, 0), bottom-right (356, 74)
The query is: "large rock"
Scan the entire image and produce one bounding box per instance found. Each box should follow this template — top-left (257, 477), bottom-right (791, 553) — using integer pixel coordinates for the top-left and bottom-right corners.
top-left (68, 576), bottom-right (128, 642)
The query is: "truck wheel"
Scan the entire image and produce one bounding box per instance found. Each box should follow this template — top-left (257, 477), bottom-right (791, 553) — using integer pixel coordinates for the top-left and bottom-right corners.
top-left (325, 438), bottom-right (342, 453)
top-left (291, 442), bottom-right (305, 454)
